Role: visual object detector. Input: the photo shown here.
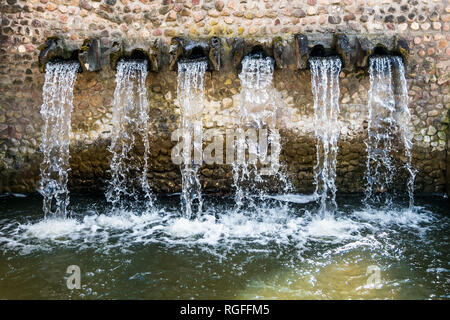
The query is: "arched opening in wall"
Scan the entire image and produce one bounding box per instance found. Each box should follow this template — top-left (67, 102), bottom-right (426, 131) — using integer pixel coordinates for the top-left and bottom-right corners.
top-left (308, 45), bottom-right (343, 69)
top-left (369, 45), bottom-right (406, 68)
top-left (249, 45), bottom-right (274, 61)
top-left (309, 44), bottom-right (342, 59)
top-left (38, 37), bottom-right (82, 73)
top-left (249, 45), bottom-right (266, 56)
top-left (170, 38), bottom-right (219, 71)
top-left (116, 49), bottom-right (152, 71)
top-left (373, 45), bottom-right (390, 56)
top-left (310, 45), bottom-right (326, 58)
top-left (237, 45), bottom-right (275, 83)
top-left (42, 50), bottom-right (82, 73)
top-left (175, 44), bottom-right (211, 72)
top-left (368, 44), bottom-right (406, 73)
top-left (237, 45), bottom-right (275, 70)
top-left (188, 46), bottom-right (207, 60)
top-left (179, 45), bottom-right (209, 67)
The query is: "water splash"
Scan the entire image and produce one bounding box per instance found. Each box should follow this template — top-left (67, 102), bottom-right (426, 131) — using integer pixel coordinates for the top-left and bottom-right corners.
top-left (232, 54), bottom-right (292, 210)
top-left (1, 196), bottom-right (441, 257)
top-left (364, 56), bottom-right (416, 209)
top-left (177, 60), bottom-right (208, 218)
top-left (106, 60), bottom-right (153, 212)
top-left (309, 57), bottom-right (342, 215)
top-left (39, 61), bottom-right (79, 218)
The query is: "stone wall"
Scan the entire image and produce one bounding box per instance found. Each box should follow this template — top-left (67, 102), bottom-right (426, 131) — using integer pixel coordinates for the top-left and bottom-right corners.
top-left (0, 0), bottom-right (449, 196)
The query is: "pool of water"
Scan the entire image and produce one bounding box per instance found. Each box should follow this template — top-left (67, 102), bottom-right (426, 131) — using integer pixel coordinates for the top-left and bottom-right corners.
top-left (0, 193), bottom-right (448, 299)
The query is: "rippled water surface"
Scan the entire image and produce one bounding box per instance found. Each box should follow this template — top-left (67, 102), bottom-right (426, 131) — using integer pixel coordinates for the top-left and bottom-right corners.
top-left (0, 193), bottom-right (448, 299)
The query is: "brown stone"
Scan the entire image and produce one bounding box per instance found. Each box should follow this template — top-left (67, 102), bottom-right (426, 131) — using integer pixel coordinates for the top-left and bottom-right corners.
top-left (344, 14), bottom-right (355, 21)
top-left (293, 9), bottom-right (306, 18)
top-left (224, 17), bottom-right (233, 24)
top-left (89, 95), bottom-right (102, 108)
top-left (59, 15), bottom-right (69, 24)
top-left (80, 0), bottom-right (92, 10)
top-left (193, 11), bottom-right (204, 22)
top-left (31, 19), bottom-right (42, 27)
top-left (208, 10), bottom-right (220, 18)
top-left (174, 3), bottom-right (183, 12)
top-left (215, 1), bottom-right (224, 12)
top-left (328, 16), bottom-right (341, 24)
top-left (227, 1), bottom-right (236, 10)
top-left (180, 9), bottom-right (191, 17)
top-left (166, 11), bottom-right (177, 21)
top-left (164, 29), bottom-right (176, 37)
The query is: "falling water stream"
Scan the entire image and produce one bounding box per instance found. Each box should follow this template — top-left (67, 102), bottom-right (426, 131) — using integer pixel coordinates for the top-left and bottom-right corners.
top-left (364, 56), bottom-right (416, 209)
top-left (238, 53), bottom-right (277, 128)
top-left (177, 60), bottom-right (208, 218)
top-left (309, 57), bottom-right (342, 215)
top-left (106, 60), bottom-right (153, 212)
top-left (233, 54), bottom-right (290, 210)
top-left (39, 61), bottom-right (79, 218)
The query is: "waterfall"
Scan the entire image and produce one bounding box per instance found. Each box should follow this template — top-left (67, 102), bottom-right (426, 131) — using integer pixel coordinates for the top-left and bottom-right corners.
top-left (40, 61), bottom-right (79, 218)
top-left (177, 60), bottom-right (207, 218)
top-left (106, 60), bottom-right (153, 212)
top-left (309, 57), bottom-right (342, 215)
top-left (396, 57), bottom-right (416, 209)
top-left (364, 56), bottom-right (416, 209)
top-left (238, 53), bottom-right (277, 128)
top-left (233, 53), bottom-right (289, 210)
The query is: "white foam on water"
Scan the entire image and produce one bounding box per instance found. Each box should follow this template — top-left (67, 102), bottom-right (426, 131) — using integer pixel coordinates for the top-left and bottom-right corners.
top-left (164, 210), bottom-right (302, 247)
top-left (351, 206), bottom-right (434, 229)
top-left (301, 214), bottom-right (363, 243)
top-left (24, 218), bottom-right (82, 240)
top-left (80, 211), bottom-right (164, 236)
top-left (167, 216), bottom-right (218, 238)
top-left (0, 196), bottom-right (442, 260)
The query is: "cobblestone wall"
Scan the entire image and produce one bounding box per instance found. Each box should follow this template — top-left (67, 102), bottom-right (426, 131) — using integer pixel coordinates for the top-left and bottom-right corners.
top-left (0, 0), bottom-right (449, 195)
